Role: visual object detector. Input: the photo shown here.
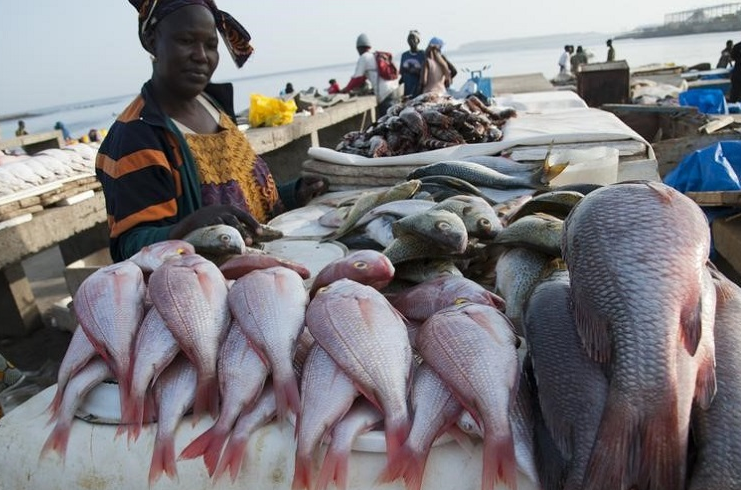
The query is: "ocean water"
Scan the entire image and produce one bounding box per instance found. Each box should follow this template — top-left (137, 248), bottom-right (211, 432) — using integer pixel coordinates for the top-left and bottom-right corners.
top-left (0, 31), bottom-right (735, 144)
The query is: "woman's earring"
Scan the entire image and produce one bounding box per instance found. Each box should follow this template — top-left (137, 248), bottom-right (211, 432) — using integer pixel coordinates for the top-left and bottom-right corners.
top-left (150, 54), bottom-right (157, 62)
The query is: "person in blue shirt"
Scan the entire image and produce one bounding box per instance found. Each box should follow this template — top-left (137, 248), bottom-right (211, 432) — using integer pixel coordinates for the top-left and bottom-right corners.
top-left (400, 30), bottom-right (425, 99)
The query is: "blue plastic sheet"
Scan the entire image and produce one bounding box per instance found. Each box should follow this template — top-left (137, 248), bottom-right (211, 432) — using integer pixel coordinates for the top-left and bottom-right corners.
top-left (678, 89), bottom-right (728, 114)
top-left (664, 141), bottom-right (741, 258)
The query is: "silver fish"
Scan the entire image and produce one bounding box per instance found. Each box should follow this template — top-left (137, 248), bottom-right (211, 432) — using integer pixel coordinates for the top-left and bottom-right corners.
top-left (493, 213), bottom-right (563, 257)
top-left (504, 190), bottom-right (584, 225)
top-left (393, 258), bottom-right (463, 284)
top-left (563, 182), bottom-right (715, 490)
top-left (306, 278), bottom-right (412, 464)
top-left (183, 224), bottom-right (246, 256)
top-left (460, 155), bottom-right (543, 175)
top-left (433, 194), bottom-right (503, 239)
top-left (392, 209), bottom-right (469, 253)
top-left (408, 160), bottom-right (565, 190)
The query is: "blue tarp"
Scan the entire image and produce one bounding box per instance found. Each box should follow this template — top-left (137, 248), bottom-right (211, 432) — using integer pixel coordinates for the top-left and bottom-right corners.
top-left (678, 89), bottom-right (728, 114)
top-left (664, 141), bottom-right (741, 258)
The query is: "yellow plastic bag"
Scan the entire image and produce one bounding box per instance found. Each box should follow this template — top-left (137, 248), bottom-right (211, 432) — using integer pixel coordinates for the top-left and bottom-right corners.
top-left (248, 93), bottom-right (297, 127)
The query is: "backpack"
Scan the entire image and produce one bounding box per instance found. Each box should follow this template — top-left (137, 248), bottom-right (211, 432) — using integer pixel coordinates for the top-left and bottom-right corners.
top-left (374, 51), bottom-right (399, 81)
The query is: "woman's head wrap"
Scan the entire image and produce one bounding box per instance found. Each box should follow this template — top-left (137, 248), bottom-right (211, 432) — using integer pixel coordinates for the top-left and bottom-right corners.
top-left (428, 37), bottom-right (444, 49)
top-left (129, 0), bottom-right (253, 67)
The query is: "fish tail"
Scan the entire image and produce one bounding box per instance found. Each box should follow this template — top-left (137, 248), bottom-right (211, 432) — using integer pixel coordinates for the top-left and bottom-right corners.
top-left (274, 368), bottom-right (301, 421)
top-left (315, 447), bottom-right (348, 490)
top-left (639, 402), bottom-right (686, 490)
top-left (148, 435), bottom-right (177, 487)
top-left (193, 374), bottom-right (219, 420)
top-left (482, 433), bottom-right (517, 490)
top-left (46, 389), bottom-right (64, 420)
top-left (377, 443), bottom-right (428, 490)
top-left (39, 422), bottom-right (71, 463)
top-left (212, 437), bottom-right (248, 483)
top-left (180, 426), bottom-right (229, 477)
top-left (291, 453), bottom-right (314, 490)
top-left (123, 390), bottom-right (145, 443)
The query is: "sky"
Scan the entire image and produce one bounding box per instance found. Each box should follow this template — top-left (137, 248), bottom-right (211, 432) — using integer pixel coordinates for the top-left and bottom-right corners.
top-left (0, 0), bottom-right (731, 115)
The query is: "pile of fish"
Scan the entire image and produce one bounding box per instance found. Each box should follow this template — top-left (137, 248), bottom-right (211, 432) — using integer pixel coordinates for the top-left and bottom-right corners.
top-left (44, 179), bottom-right (741, 490)
top-left (0, 143), bottom-right (98, 198)
top-left (336, 93), bottom-right (517, 157)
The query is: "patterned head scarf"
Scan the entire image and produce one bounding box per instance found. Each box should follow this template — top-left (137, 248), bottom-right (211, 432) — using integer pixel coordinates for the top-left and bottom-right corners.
top-left (129, 0), bottom-right (253, 68)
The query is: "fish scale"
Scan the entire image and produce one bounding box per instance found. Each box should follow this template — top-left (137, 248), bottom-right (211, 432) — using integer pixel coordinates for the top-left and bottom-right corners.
top-left (563, 182), bottom-right (713, 490)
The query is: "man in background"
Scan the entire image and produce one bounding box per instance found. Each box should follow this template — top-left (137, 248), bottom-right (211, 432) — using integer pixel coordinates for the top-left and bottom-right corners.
top-left (400, 30), bottom-right (425, 99)
top-left (606, 39), bottom-right (615, 62)
top-left (718, 39), bottom-right (734, 69)
top-left (341, 33), bottom-right (400, 116)
top-left (15, 121), bottom-right (28, 137)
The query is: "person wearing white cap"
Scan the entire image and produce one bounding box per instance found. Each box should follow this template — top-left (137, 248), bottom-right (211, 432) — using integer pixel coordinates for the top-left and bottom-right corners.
top-left (400, 30), bottom-right (425, 99)
top-left (341, 33), bottom-right (400, 115)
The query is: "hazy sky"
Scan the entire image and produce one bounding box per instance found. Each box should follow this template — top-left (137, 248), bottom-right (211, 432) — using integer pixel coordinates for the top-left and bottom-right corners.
top-left (0, 0), bottom-right (729, 114)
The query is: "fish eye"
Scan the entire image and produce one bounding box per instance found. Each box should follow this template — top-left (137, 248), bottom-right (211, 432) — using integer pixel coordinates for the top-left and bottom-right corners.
top-left (316, 285), bottom-right (330, 294)
top-left (219, 234), bottom-right (230, 243)
top-left (437, 221), bottom-right (451, 231)
top-left (478, 218), bottom-right (492, 230)
top-left (454, 297), bottom-right (469, 305)
top-left (353, 261), bottom-right (368, 269)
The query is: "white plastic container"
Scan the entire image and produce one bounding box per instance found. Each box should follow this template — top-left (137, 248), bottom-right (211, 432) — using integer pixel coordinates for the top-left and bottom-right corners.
top-left (548, 146), bottom-right (620, 186)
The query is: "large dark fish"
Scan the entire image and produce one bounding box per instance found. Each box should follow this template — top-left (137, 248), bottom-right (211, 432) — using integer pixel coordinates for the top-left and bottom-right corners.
top-left (524, 269), bottom-right (608, 490)
top-left (688, 269), bottom-right (741, 490)
top-left (562, 182), bottom-right (716, 490)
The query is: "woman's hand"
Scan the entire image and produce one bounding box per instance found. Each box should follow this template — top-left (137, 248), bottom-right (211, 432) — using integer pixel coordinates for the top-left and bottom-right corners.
top-left (295, 176), bottom-right (329, 207)
top-left (169, 204), bottom-right (263, 245)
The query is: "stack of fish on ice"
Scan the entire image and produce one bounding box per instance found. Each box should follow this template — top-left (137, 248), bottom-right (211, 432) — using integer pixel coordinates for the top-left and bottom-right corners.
top-left (44, 177), bottom-right (741, 490)
top-left (0, 143), bottom-right (98, 198)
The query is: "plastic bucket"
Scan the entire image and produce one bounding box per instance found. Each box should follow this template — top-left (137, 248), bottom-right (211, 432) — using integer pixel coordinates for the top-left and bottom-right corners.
top-left (548, 147), bottom-right (620, 186)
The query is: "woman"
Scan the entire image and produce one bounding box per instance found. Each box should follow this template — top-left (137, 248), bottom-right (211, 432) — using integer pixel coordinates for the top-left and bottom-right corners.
top-left (96, 0), bottom-right (327, 262)
top-left (420, 38), bottom-right (456, 95)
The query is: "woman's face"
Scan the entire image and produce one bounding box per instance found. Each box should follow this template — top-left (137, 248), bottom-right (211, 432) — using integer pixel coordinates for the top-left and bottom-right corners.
top-left (150, 5), bottom-right (219, 98)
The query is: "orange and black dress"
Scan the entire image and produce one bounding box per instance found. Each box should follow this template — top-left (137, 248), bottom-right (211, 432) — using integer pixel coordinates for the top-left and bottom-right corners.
top-left (96, 81), bottom-right (295, 262)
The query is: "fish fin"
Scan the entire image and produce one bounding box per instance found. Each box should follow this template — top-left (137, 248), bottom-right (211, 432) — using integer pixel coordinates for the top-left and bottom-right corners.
top-left (291, 453), bottom-right (314, 490)
top-left (482, 429), bottom-right (517, 490)
top-left (446, 425), bottom-right (475, 456)
top-left (637, 402), bottom-right (686, 490)
top-left (679, 293), bottom-right (703, 356)
top-left (570, 286), bottom-right (611, 364)
top-left (47, 388), bottom-right (64, 420)
top-left (212, 437), bottom-right (248, 483)
top-left (694, 352), bottom-right (717, 410)
top-left (273, 369), bottom-right (301, 421)
top-left (582, 392), bottom-right (640, 490)
top-left (180, 426), bottom-right (228, 477)
top-left (376, 444), bottom-right (426, 490)
top-left (315, 447), bottom-right (347, 490)
top-left (40, 422), bottom-right (71, 464)
top-left (644, 180), bottom-right (675, 203)
top-left (384, 416), bottom-right (412, 465)
top-left (149, 435), bottom-right (178, 487)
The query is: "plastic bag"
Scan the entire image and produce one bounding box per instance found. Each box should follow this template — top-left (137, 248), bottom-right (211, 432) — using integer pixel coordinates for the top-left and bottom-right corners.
top-left (248, 93), bottom-right (297, 128)
top-left (664, 141), bottom-right (741, 193)
top-left (678, 89), bottom-right (728, 115)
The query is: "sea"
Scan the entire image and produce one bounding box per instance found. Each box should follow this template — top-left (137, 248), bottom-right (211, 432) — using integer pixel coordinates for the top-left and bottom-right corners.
top-left (0, 31), bottom-right (736, 143)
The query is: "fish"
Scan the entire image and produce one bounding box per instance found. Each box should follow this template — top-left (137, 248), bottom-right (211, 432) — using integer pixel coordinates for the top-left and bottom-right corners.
top-left (354, 199), bottom-right (436, 229)
top-left (523, 269), bottom-right (608, 490)
top-left (388, 275), bottom-right (506, 325)
top-left (562, 182), bottom-right (715, 490)
top-left (378, 363), bottom-right (465, 490)
top-left (292, 344), bottom-right (359, 490)
top-left (126, 307), bottom-right (180, 440)
top-left (494, 247), bottom-right (554, 336)
top-left (127, 240), bottom-right (195, 273)
top-left (306, 278), bottom-right (413, 464)
top-left (318, 206), bottom-right (351, 228)
top-left (212, 384), bottom-right (277, 483)
top-left (40, 359), bottom-right (112, 462)
top-left (408, 159), bottom-right (566, 190)
top-left (416, 175), bottom-right (498, 205)
top-left (228, 266), bottom-right (308, 420)
top-left (363, 215), bottom-right (397, 248)
top-left (382, 235), bottom-right (459, 265)
top-left (309, 249), bottom-right (395, 298)
top-left (74, 261), bottom-right (146, 425)
top-left (504, 190), bottom-right (584, 225)
top-left (314, 399), bottom-right (384, 490)
top-left (460, 155), bottom-right (543, 175)
top-left (417, 302), bottom-right (520, 490)
top-left (218, 249), bottom-right (311, 280)
top-left (688, 268), bottom-right (741, 490)
top-left (321, 180), bottom-right (422, 242)
top-left (253, 223), bottom-right (285, 243)
top-left (392, 209), bottom-right (468, 253)
top-left (393, 258), bottom-right (463, 284)
top-left (432, 195), bottom-right (503, 239)
top-left (148, 355), bottom-right (198, 486)
top-left (179, 323), bottom-right (269, 476)
top-left (48, 326), bottom-right (98, 419)
top-left (148, 254), bottom-right (231, 419)
top-left (182, 224), bottom-right (246, 256)
top-left (493, 213), bottom-right (564, 257)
